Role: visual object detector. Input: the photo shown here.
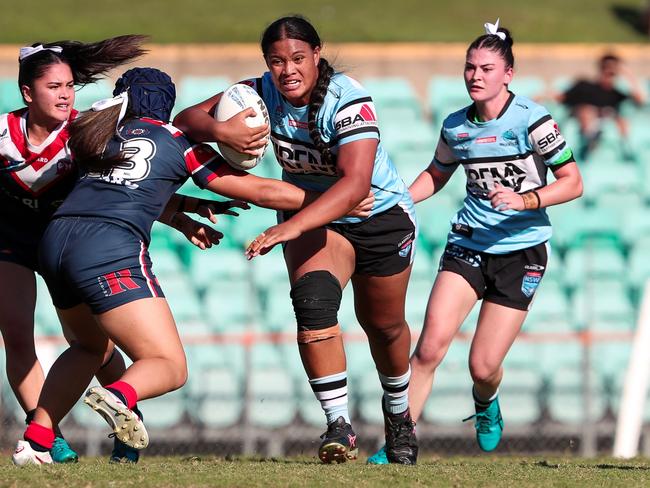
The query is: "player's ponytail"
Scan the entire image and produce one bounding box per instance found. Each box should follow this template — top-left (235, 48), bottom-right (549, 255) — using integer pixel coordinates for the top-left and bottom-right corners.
top-left (308, 58), bottom-right (335, 166)
top-left (261, 15), bottom-right (336, 166)
top-left (68, 105), bottom-right (128, 171)
top-left (467, 20), bottom-right (515, 69)
top-left (18, 35), bottom-right (147, 101)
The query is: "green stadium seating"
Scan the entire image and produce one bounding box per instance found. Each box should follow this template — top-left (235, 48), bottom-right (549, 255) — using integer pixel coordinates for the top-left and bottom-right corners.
top-left (149, 247), bottom-right (185, 277)
top-left (229, 206), bottom-right (276, 247)
top-left (581, 161), bottom-right (641, 204)
top-left (263, 278), bottom-right (295, 332)
top-left (380, 120), bottom-right (437, 154)
top-left (428, 76), bottom-right (471, 125)
top-left (628, 239), bottom-right (650, 289)
top-left (248, 368), bottom-right (296, 428)
top-left (499, 368), bottom-right (543, 424)
top-left (34, 276), bottom-right (61, 336)
top-left (0, 77), bottom-right (24, 113)
top-left (391, 148), bottom-right (433, 185)
top-left (564, 241), bottom-right (626, 288)
top-left (361, 77), bottom-right (421, 117)
top-left (405, 278), bottom-right (431, 329)
top-left (251, 246), bottom-right (287, 288)
top-left (524, 279), bottom-right (574, 333)
top-left (139, 388), bottom-right (185, 428)
top-left (188, 247), bottom-right (249, 290)
top-left (356, 369), bottom-right (384, 425)
top-left (509, 76), bottom-right (545, 99)
top-left (186, 367), bottom-right (243, 428)
top-left (73, 80), bottom-right (112, 111)
top-left (621, 208), bottom-right (650, 248)
top-left (175, 76), bottom-right (232, 115)
top-left (159, 274), bottom-right (203, 325)
top-left (547, 205), bottom-right (621, 249)
top-left (421, 365), bottom-right (473, 425)
top-left (547, 367), bottom-right (607, 424)
top-left (203, 279), bottom-right (256, 331)
top-left (571, 279), bottom-right (635, 331)
top-left (416, 201), bottom-right (457, 250)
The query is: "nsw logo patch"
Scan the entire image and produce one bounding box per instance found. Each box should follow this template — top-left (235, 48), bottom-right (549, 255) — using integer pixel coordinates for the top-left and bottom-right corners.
top-left (521, 271), bottom-right (542, 298)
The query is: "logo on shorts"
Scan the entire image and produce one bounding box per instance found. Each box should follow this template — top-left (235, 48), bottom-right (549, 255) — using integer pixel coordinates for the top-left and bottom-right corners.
top-left (398, 232), bottom-right (414, 258)
top-left (521, 271), bottom-right (542, 298)
top-left (446, 244), bottom-right (481, 267)
top-left (98, 269), bottom-right (141, 297)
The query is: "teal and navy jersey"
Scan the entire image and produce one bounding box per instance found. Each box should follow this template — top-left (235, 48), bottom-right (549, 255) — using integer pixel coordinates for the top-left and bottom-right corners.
top-left (434, 92), bottom-right (575, 254)
top-left (54, 117), bottom-right (226, 243)
top-left (244, 72), bottom-right (412, 224)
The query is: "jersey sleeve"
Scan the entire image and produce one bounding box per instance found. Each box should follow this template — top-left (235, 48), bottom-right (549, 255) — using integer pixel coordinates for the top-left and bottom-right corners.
top-left (528, 107), bottom-right (575, 169)
top-left (183, 142), bottom-right (229, 188)
top-left (332, 79), bottom-right (380, 146)
top-left (432, 130), bottom-right (459, 173)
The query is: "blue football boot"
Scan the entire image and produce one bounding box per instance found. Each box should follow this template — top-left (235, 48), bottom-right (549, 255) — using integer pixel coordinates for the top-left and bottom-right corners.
top-left (50, 436), bottom-right (79, 463)
top-left (463, 395), bottom-right (504, 452)
top-left (366, 444), bottom-right (388, 465)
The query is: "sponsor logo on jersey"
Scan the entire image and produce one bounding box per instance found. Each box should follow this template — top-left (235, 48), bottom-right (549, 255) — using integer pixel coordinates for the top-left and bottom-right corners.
top-left (126, 128), bottom-right (150, 136)
top-left (515, 102), bottom-right (529, 109)
top-left (334, 102), bottom-right (378, 133)
top-left (500, 129), bottom-right (519, 147)
top-left (271, 138), bottom-right (336, 176)
top-left (465, 162), bottom-right (527, 194)
top-left (521, 270), bottom-right (542, 297)
top-left (398, 232), bottom-right (414, 258)
top-left (457, 132), bottom-right (469, 139)
top-left (475, 136), bottom-right (497, 144)
top-left (288, 118), bottom-right (308, 129)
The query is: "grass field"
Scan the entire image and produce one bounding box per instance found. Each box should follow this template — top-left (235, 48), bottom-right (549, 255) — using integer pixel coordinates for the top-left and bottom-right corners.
top-left (1, 0), bottom-right (648, 43)
top-left (1, 455), bottom-right (650, 487)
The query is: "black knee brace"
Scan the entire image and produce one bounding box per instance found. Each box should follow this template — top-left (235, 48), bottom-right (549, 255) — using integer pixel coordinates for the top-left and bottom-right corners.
top-left (290, 270), bottom-right (342, 343)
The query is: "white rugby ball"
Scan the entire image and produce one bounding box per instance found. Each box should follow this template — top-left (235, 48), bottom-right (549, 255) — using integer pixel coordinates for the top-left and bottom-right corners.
top-left (215, 83), bottom-right (269, 170)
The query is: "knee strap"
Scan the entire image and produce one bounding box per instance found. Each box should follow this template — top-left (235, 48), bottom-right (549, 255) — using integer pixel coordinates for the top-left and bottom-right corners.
top-left (291, 270), bottom-right (342, 343)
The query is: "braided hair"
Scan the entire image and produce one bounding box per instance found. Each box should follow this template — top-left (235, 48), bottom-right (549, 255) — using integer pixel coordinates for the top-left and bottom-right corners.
top-left (467, 27), bottom-right (515, 69)
top-left (261, 15), bottom-right (336, 166)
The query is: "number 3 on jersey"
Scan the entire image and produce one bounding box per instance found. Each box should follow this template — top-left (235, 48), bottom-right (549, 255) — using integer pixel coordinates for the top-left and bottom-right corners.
top-left (87, 138), bottom-right (155, 189)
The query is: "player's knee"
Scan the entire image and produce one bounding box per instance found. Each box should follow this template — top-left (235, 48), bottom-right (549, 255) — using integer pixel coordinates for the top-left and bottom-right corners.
top-left (412, 341), bottom-right (447, 370)
top-left (291, 270), bottom-right (342, 344)
top-left (169, 358), bottom-right (188, 391)
top-left (469, 358), bottom-right (500, 384)
top-left (361, 317), bottom-right (406, 345)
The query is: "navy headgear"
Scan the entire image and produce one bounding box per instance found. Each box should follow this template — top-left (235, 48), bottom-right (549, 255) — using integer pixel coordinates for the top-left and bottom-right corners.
top-left (113, 67), bottom-right (176, 123)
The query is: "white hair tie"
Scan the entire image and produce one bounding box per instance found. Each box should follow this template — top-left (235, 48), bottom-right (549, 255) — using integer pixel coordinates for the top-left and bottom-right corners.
top-left (484, 18), bottom-right (506, 41)
top-left (19, 44), bottom-right (63, 62)
top-left (91, 92), bottom-right (130, 137)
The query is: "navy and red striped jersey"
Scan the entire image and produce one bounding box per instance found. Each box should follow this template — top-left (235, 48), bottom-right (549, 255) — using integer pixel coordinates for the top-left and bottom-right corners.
top-left (54, 117), bottom-right (226, 242)
top-left (0, 108), bottom-right (78, 225)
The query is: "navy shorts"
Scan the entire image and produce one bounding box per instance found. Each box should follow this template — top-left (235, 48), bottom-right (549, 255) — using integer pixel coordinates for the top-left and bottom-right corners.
top-left (0, 214), bottom-right (48, 272)
top-left (39, 217), bottom-right (164, 314)
top-left (438, 241), bottom-right (549, 311)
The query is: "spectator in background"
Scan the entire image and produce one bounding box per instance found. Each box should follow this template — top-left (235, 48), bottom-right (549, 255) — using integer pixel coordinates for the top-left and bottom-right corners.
top-left (557, 53), bottom-right (645, 160)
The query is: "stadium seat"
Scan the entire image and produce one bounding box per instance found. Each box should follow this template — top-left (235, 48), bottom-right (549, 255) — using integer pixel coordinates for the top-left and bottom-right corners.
top-left (391, 148), bottom-right (433, 185)
top-left (627, 239), bottom-right (650, 289)
top-left (361, 77), bottom-right (422, 118)
top-left (251, 246), bottom-right (287, 288)
top-left (262, 278), bottom-right (295, 332)
top-left (73, 80), bottom-right (113, 111)
top-left (580, 162), bottom-right (642, 205)
top-left (416, 200), bottom-right (457, 250)
top-left (356, 369), bottom-right (385, 425)
top-left (405, 278), bottom-right (431, 329)
top-left (428, 76), bottom-right (471, 125)
top-left (380, 120), bottom-right (437, 154)
top-left (421, 365), bottom-right (474, 425)
top-left (571, 279), bottom-right (635, 331)
top-left (563, 240), bottom-right (626, 288)
top-left (546, 205), bottom-right (620, 250)
top-left (524, 279), bottom-right (574, 333)
top-left (248, 368), bottom-right (296, 428)
top-left (509, 76), bottom-right (545, 99)
top-left (203, 279), bottom-right (257, 331)
top-left (188, 246), bottom-right (249, 290)
top-left (34, 276), bottom-right (61, 336)
top-left (139, 388), bottom-right (185, 428)
top-left (175, 76), bottom-right (232, 115)
top-left (547, 367), bottom-right (607, 424)
top-left (0, 77), bottom-right (24, 113)
top-left (162, 274), bottom-right (204, 326)
top-left (498, 368), bottom-right (543, 425)
top-left (621, 208), bottom-right (650, 248)
top-left (149, 246), bottom-right (185, 277)
top-left (229, 206), bottom-right (277, 247)
top-left (187, 367), bottom-right (243, 428)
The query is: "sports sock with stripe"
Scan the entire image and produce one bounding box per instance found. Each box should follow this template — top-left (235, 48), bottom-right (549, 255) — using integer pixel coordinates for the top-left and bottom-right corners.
top-left (378, 367), bottom-right (411, 415)
top-left (309, 371), bottom-right (350, 425)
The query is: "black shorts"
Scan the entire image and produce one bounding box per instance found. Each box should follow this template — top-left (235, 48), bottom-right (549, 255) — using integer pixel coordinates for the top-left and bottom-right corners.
top-left (438, 242), bottom-right (549, 311)
top-left (281, 204), bottom-right (417, 277)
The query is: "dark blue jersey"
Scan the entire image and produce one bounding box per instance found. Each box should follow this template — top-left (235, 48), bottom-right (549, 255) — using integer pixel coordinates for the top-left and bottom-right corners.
top-left (54, 117), bottom-right (226, 242)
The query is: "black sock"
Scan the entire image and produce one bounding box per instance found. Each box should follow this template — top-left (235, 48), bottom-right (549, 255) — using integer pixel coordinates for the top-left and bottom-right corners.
top-left (26, 439), bottom-right (50, 453)
top-left (25, 409), bottom-right (36, 425)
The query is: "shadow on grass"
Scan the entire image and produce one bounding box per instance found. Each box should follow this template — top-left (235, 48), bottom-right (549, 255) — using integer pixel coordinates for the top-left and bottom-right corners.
top-left (534, 460), bottom-right (650, 471)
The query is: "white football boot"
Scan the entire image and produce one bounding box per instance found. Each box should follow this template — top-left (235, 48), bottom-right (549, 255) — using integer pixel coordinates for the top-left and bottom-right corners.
top-left (12, 440), bottom-right (53, 466)
top-left (84, 386), bottom-right (149, 449)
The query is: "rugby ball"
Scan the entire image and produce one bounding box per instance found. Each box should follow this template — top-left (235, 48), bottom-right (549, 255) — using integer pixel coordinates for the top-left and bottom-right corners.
top-left (215, 83), bottom-right (269, 170)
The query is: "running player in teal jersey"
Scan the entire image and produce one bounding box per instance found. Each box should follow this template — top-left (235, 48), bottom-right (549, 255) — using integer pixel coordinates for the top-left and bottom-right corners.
top-left (368, 19), bottom-right (583, 463)
top-left (176, 16), bottom-right (418, 464)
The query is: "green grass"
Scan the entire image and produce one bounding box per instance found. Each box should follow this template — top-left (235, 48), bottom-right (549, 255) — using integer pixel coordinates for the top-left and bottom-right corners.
top-left (1, 455), bottom-right (650, 487)
top-left (1, 0), bottom-right (648, 43)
